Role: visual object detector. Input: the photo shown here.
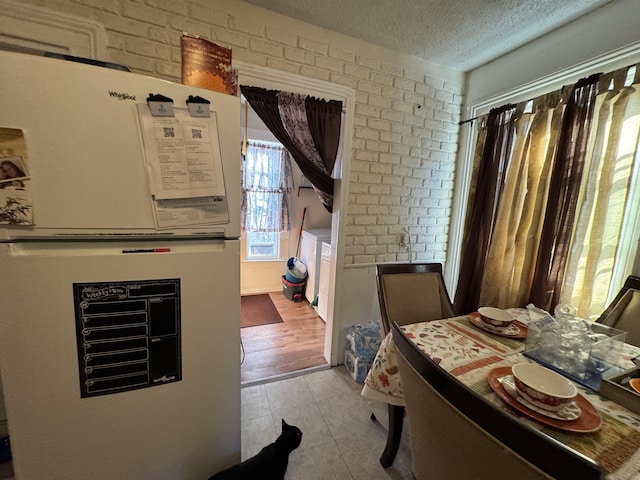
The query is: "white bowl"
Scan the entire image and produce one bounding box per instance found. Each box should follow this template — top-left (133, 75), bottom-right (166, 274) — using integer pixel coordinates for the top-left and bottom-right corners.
top-left (477, 307), bottom-right (514, 330)
top-left (512, 363), bottom-right (577, 411)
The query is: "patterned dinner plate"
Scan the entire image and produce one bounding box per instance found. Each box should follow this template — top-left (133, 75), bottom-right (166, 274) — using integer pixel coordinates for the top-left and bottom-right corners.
top-left (487, 366), bottom-right (602, 433)
top-left (501, 375), bottom-right (581, 421)
top-left (468, 312), bottom-right (528, 339)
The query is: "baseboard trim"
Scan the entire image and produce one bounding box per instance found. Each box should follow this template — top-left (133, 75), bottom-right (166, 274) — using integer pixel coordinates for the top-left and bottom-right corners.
top-left (241, 364), bottom-right (331, 388)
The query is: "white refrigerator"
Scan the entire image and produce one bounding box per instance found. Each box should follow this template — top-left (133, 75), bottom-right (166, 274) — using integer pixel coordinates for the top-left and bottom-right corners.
top-left (0, 51), bottom-right (241, 479)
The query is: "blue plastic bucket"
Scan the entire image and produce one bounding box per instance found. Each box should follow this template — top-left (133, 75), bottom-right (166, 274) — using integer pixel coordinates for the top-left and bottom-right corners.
top-left (285, 257), bottom-right (307, 284)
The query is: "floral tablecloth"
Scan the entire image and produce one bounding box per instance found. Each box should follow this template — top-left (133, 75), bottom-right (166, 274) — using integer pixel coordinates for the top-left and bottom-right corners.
top-left (361, 314), bottom-right (640, 480)
top-left (361, 314), bottom-right (526, 406)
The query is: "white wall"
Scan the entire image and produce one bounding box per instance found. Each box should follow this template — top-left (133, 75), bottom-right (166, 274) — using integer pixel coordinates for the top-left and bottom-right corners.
top-left (465, 0), bottom-right (640, 108)
top-left (337, 264), bottom-right (382, 360)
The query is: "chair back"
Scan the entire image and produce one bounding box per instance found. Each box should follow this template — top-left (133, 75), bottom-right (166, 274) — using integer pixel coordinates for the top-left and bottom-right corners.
top-left (376, 263), bottom-right (455, 335)
top-left (395, 349), bottom-right (552, 479)
top-left (597, 275), bottom-right (640, 347)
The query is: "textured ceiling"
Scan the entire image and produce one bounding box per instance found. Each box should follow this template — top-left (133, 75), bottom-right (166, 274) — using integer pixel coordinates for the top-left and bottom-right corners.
top-left (242, 0), bottom-right (613, 71)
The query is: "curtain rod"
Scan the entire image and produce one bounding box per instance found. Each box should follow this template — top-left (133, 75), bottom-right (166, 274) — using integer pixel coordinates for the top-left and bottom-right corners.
top-left (459, 117), bottom-right (477, 126)
top-left (457, 69), bottom-right (617, 128)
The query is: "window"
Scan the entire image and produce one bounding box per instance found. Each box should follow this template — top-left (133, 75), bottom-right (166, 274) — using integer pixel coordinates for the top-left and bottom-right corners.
top-left (246, 231), bottom-right (279, 260)
top-left (241, 140), bottom-right (293, 261)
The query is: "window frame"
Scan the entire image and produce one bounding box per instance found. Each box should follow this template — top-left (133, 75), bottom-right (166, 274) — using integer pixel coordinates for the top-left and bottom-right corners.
top-left (245, 230), bottom-right (280, 262)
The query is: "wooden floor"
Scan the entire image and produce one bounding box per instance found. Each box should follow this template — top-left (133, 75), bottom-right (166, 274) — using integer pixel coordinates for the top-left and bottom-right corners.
top-left (240, 291), bottom-right (327, 383)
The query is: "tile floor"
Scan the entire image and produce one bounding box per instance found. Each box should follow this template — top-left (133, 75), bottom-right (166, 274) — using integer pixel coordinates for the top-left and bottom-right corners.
top-left (241, 366), bottom-right (415, 480)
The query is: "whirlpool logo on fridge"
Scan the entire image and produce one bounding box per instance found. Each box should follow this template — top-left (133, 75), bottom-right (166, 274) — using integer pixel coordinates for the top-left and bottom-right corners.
top-left (108, 90), bottom-right (136, 101)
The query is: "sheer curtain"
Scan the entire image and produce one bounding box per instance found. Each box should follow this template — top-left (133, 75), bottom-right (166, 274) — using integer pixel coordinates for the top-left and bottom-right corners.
top-left (240, 86), bottom-right (342, 212)
top-left (455, 64), bottom-right (640, 318)
top-left (241, 141), bottom-right (294, 233)
top-left (560, 66), bottom-right (640, 315)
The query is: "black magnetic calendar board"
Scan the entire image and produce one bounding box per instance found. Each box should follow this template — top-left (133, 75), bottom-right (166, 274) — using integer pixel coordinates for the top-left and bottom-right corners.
top-left (73, 279), bottom-right (181, 398)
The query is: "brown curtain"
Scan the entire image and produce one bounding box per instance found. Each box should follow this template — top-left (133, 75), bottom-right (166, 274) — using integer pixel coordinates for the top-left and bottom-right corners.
top-left (454, 105), bottom-right (518, 314)
top-left (305, 96), bottom-right (342, 175)
top-left (240, 86), bottom-right (342, 212)
top-left (529, 74), bottom-right (600, 311)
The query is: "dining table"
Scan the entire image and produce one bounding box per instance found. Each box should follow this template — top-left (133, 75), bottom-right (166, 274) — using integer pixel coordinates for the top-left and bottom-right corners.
top-left (361, 309), bottom-right (640, 479)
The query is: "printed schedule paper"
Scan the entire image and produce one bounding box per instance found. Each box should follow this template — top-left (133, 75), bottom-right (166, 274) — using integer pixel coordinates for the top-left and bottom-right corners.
top-left (137, 105), bottom-right (230, 227)
top-left (137, 105), bottom-right (226, 200)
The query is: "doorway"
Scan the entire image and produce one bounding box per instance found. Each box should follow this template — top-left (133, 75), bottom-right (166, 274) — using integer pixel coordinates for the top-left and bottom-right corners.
top-left (236, 60), bottom-right (355, 373)
top-left (239, 101), bottom-right (330, 383)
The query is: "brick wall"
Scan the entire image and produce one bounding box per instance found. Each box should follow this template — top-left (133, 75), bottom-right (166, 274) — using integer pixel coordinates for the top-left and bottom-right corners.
top-left (23, 0), bottom-right (464, 267)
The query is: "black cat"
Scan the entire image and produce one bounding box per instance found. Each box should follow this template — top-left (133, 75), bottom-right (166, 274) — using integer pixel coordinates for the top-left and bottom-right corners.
top-left (208, 419), bottom-right (303, 480)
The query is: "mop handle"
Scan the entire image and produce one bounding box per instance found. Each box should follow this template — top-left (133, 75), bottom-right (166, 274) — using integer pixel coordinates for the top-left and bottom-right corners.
top-left (296, 207), bottom-right (307, 258)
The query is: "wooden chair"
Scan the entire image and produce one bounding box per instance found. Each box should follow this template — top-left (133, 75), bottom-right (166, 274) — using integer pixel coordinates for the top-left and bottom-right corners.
top-left (376, 262), bottom-right (456, 335)
top-left (596, 275), bottom-right (640, 347)
top-left (392, 322), bottom-right (602, 480)
top-left (373, 262), bottom-right (457, 467)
